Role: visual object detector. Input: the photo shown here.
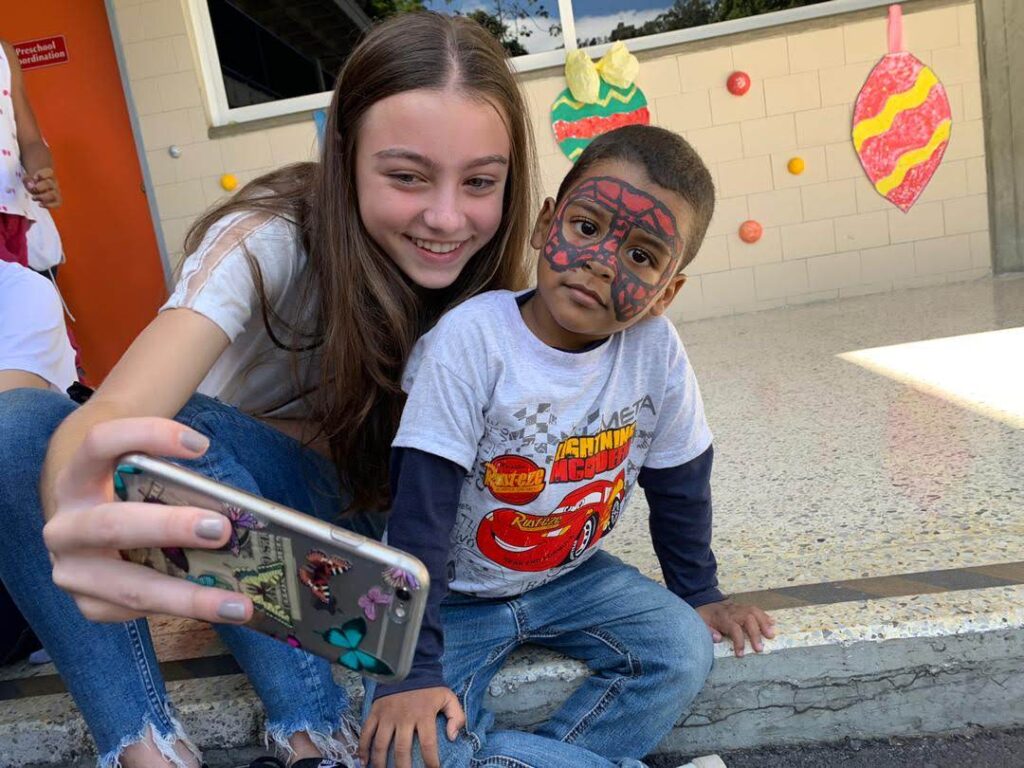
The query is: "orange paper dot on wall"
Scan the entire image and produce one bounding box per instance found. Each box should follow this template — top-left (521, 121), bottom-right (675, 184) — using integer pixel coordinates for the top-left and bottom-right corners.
top-left (220, 173), bottom-right (238, 191)
top-left (727, 71), bottom-right (751, 96)
top-left (739, 220), bottom-right (762, 243)
top-left (787, 157), bottom-right (805, 175)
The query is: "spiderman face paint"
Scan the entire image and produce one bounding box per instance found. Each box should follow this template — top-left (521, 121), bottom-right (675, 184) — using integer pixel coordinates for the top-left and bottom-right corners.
top-left (543, 176), bottom-right (683, 321)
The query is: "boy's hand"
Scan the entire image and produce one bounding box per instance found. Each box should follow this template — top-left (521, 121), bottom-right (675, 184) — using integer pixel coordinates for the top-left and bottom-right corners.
top-left (359, 686), bottom-right (466, 768)
top-left (696, 599), bottom-right (775, 657)
top-left (25, 168), bottom-right (61, 208)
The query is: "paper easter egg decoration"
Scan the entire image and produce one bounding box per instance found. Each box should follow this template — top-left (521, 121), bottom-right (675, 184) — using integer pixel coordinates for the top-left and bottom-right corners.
top-left (551, 43), bottom-right (649, 162)
top-left (852, 5), bottom-right (952, 212)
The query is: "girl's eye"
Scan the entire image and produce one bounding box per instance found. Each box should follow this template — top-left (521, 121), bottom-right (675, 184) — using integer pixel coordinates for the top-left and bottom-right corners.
top-left (466, 177), bottom-right (497, 191)
top-left (389, 173), bottom-right (420, 185)
top-left (572, 218), bottom-right (599, 237)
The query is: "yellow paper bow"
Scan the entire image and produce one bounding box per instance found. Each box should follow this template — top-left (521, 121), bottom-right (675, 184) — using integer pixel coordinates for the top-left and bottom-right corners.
top-left (565, 49), bottom-right (600, 103)
top-left (565, 42), bottom-right (640, 104)
top-left (595, 42), bottom-right (639, 89)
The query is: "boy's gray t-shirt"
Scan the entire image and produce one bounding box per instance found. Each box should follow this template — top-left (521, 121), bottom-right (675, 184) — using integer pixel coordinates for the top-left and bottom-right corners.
top-left (394, 290), bottom-right (712, 598)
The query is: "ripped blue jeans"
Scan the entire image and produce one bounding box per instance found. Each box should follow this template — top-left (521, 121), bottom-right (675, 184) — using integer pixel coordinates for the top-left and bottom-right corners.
top-left (0, 390), bottom-right (383, 767)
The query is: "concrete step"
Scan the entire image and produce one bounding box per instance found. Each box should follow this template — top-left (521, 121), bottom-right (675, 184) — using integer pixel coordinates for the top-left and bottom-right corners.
top-left (4, 585), bottom-right (1023, 768)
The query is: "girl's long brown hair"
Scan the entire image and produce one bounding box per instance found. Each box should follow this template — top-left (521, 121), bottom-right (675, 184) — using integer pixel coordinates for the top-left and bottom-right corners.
top-left (184, 12), bottom-right (536, 511)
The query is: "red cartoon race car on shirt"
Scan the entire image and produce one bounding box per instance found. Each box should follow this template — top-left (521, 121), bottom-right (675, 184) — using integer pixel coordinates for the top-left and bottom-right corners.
top-left (476, 471), bottom-right (626, 572)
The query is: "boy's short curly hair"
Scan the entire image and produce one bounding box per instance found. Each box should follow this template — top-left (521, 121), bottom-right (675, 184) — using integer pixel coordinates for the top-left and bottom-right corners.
top-left (556, 125), bottom-right (716, 270)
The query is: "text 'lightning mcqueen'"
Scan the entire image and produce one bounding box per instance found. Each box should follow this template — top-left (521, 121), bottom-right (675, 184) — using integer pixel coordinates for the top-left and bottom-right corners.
top-left (476, 471), bottom-right (626, 572)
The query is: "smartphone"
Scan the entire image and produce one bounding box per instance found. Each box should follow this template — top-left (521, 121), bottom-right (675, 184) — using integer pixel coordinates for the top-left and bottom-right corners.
top-left (114, 453), bottom-right (428, 683)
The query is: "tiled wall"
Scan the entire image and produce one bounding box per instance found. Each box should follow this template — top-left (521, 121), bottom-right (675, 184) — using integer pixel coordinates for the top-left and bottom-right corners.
top-left (112, 0), bottom-right (990, 322)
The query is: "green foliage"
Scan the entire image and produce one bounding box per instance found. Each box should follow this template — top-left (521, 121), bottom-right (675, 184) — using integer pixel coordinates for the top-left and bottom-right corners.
top-left (368, 0), bottom-right (427, 20)
top-left (465, 9), bottom-right (530, 55)
top-left (436, 0), bottom-right (559, 56)
top-left (600, 0), bottom-right (828, 46)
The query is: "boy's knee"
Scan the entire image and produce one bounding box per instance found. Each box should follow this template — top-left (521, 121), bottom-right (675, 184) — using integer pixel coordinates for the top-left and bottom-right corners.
top-left (657, 599), bottom-right (714, 690)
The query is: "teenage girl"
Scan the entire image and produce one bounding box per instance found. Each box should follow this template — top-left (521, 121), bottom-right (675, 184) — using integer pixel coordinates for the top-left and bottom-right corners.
top-left (0, 13), bottom-right (534, 768)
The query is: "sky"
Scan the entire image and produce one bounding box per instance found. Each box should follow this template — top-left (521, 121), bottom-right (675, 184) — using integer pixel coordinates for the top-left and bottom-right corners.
top-left (424, 0), bottom-right (677, 52)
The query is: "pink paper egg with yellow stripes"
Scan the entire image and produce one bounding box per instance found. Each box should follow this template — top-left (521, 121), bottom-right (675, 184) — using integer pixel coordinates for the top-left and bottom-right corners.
top-left (852, 19), bottom-right (952, 213)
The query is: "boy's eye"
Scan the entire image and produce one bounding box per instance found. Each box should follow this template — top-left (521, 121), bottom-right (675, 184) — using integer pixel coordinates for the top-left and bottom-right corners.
top-left (627, 248), bottom-right (656, 269)
top-left (572, 218), bottom-right (599, 237)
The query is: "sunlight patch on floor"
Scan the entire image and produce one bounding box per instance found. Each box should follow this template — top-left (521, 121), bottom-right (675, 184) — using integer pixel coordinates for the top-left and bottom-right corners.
top-left (838, 327), bottom-right (1024, 429)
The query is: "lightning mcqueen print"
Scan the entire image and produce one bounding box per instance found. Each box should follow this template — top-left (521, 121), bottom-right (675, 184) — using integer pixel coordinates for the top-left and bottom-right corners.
top-left (476, 471), bottom-right (626, 572)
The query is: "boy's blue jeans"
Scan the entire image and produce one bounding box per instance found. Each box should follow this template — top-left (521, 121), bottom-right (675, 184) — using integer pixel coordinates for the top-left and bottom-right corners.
top-left (363, 550), bottom-right (714, 768)
top-left (0, 389), bottom-right (382, 768)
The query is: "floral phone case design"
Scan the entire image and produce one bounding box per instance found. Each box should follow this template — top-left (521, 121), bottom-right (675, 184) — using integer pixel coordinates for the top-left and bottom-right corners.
top-left (115, 453), bottom-right (428, 682)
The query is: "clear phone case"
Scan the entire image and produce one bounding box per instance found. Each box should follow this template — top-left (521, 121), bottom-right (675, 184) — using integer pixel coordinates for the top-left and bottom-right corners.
top-left (115, 453), bottom-right (428, 682)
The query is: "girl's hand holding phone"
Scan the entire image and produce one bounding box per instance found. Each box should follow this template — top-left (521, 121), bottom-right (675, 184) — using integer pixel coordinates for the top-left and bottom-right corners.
top-left (41, 417), bottom-right (253, 625)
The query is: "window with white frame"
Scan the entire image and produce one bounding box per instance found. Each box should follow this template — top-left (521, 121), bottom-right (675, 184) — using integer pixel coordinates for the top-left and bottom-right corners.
top-left (571, 0), bottom-right (830, 48)
top-left (187, 0), bottom-right (884, 126)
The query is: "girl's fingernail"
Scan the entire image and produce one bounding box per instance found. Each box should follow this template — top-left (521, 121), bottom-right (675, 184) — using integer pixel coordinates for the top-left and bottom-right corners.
top-left (217, 600), bottom-right (247, 621)
top-left (195, 517), bottom-right (225, 540)
top-left (180, 430), bottom-right (209, 453)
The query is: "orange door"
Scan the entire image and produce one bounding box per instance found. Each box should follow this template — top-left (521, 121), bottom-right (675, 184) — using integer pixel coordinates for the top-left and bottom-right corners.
top-left (7, 2), bottom-right (167, 382)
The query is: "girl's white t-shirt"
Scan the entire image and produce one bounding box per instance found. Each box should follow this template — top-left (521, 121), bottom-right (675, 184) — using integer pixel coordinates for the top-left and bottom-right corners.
top-left (161, 210), bottom-right (321, 419)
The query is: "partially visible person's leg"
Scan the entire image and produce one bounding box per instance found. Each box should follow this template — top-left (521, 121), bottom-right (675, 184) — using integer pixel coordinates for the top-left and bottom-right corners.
top-left (173, 395), bottom-right (384, 765)
top-left (0, 388), bottom-right (201, 768)
top-left (525, 551), bottom-right (714, 761)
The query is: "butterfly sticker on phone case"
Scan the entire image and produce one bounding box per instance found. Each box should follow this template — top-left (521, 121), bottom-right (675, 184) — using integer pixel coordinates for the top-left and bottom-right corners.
top-left (358, 586), bottom-right (392, 621)
top-left (382, 566), bottom-right (421, 592)
top-left (222, 505), bottom-right (266, 556)
top-left (298, 549), bottom-right (352, 613)
top-left (324, 618), bottom-right (394, 675)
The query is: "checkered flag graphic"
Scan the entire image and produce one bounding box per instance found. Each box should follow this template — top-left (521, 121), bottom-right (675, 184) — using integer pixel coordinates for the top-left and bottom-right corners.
top-left (513, 403), bottom-right (561, 456)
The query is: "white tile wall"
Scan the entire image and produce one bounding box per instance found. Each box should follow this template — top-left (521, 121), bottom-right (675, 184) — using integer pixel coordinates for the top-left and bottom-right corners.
top-left (741, 114), bottom-right (797, 156)
top-left (115, 0), bottom-right (990, 310)
top-left (764, 71), bottom-right (821, 115)
top-left (748, 188), bottom-right (803, 226)
top-left (787, 27), bottom-right (844, 74)
top-left (800, 179), bottom-right (857, 221)
top-left (781, 219), bottom-right (836, 260)
top-left (728, 226), bottom-right (783, 269)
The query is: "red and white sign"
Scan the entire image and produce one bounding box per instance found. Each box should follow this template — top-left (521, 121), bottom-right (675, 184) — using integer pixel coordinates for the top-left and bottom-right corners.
top-left (15, 36), bottom-right (70, 71)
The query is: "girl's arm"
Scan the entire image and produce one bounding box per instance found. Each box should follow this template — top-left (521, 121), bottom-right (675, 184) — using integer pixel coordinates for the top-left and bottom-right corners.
top-left (42, 308), bottom-right (229, 512)
top-left (39, 308), bottom-right (254, 625)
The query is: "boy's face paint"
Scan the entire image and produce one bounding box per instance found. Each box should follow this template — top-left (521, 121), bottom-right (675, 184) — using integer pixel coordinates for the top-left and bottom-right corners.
top-left (543, 176), bottom-right (683, 320)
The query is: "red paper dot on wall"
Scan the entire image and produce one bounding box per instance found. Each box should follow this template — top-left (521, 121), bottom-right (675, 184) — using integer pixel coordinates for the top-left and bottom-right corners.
top-left (739, 220), bottom-right (762, 243)
top-left (727, 71), bottom-right (751, 96)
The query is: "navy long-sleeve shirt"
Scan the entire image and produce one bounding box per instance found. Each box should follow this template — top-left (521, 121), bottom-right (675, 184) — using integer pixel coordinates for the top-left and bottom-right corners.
top-left (373, 444), bottom-right (722, 700)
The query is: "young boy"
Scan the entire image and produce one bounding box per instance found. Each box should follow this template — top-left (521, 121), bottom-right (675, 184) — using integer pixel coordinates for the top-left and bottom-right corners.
top-left (360, 125), bottom-right (774, 768)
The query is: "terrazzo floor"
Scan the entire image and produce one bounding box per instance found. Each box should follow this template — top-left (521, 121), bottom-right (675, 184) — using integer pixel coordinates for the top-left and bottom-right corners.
top-left (624, 273), bottom-right (1024, 594)
top-left (2, 275), bottom-right (1022, 696)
